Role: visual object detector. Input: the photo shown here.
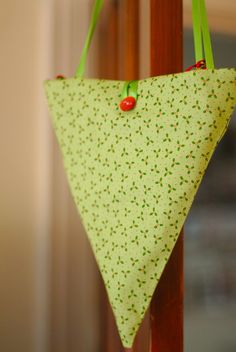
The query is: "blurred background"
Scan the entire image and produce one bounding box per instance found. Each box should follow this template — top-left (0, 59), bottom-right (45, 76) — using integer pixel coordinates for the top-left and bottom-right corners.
top-left (0, 0), bottom-right (235, 352)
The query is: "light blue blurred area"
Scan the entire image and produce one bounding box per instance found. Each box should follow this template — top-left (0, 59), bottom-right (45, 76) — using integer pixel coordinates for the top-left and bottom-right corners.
top-left (184, 31), bottom-right (236, 352)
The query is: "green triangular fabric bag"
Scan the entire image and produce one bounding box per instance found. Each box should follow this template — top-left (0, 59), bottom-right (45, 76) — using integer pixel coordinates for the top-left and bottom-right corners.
top-left (44, 0), bottom-right (236, 348)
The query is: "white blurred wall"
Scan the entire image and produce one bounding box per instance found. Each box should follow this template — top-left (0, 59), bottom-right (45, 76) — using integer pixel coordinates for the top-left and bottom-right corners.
top-left (0, 1), bottom-right (53, 351)
top-left (0, 1), bottom-right (99, 351)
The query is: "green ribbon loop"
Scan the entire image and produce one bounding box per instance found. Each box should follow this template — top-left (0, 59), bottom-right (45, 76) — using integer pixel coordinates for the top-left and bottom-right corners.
top-left (75, 0), bottom-right (104, 78)
top-left (121, 81), bottom-right (139, 101)
top-left (192, 0), bottom-right (215, 69)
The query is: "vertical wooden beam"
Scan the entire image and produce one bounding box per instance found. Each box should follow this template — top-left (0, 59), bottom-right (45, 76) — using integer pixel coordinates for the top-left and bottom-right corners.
top-left (150, 1), bottom-right (184, 352)
top-left (150, 0), bottom-right (183, 76)
top-left (119, 0), bottom-right (140, 81)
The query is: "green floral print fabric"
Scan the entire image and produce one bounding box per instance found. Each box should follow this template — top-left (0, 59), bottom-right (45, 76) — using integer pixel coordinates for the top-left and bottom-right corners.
top-left (45, 68), bottom-right (236, 348)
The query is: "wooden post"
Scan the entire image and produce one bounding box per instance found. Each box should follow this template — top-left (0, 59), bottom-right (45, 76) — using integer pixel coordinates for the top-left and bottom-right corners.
top-left (150, 0), bottom-right (183, 75)
top-left (119, 0), bottom-right (140, 81)
top-left (150, 2), bottom-right (184, 352)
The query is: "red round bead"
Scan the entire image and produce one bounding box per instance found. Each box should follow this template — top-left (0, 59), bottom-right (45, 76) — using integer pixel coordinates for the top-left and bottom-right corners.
top-left (56, 74), bottom-right (65, 79)
top-left (119, 96), bottom-right (136, 111)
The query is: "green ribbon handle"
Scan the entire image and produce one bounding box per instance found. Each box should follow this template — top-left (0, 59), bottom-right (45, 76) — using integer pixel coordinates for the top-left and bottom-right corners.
top-left (192, 0), bottom-right (215, 69)
top-left (75, 0), bottom-right (104, 78)
top-left (121, 81), bottom-right (139, 100)
top-left (75, 0), bottom-right (215, 78)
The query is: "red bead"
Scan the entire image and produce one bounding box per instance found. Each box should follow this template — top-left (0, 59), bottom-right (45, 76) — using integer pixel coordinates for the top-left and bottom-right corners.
top-left (119, 96), bottom-right (136, 111)
top-left (56, 74), bottom-right (65, 79)
top-left (196, 59), bottom-right (206, 69)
